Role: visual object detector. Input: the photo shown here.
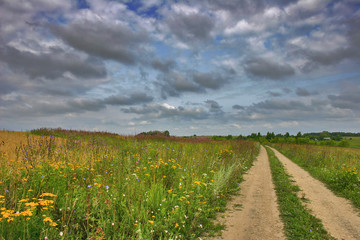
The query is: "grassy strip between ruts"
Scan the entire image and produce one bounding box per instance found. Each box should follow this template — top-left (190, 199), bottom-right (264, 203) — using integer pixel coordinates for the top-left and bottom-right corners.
top-left (265, 146), bottom-right (335, 240)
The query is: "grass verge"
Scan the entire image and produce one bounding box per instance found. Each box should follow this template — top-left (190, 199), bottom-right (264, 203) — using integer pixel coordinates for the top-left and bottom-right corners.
top-left (265, 146), bottom-right (335, 240)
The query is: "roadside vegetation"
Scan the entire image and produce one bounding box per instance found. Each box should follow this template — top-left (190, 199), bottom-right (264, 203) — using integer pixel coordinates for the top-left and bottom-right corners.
top-left (270, 143), bottom-right (360, 209)
top-left (266, 147), bottom-right (335, 240)
top-left (0, 129), bottom-right (258, 239)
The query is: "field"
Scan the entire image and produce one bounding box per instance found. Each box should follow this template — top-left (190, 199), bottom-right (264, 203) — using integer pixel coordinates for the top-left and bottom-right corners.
top-left (343, 136), bottom-right (360, 148)
top-left (0, 130), bottom-right (258, 239)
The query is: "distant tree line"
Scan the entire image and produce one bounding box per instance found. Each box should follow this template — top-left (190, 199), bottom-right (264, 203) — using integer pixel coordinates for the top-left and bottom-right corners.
top-left (211, 131), bottom-right (359, 147)
top-left (136, 130), bottom-right (170, 137)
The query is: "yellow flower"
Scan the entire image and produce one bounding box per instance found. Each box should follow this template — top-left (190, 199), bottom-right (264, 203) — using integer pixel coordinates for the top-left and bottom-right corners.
top-left (49, 222), bottom-right (57, 227)
top-left (43, 217), bottom-right (53, 223)
top-left (148, 220), bottom-right (154, 224)
top-left (175, 223), bottom-right (179, 228)
top-left (194, 181), bottom-right (201, 186)
top-left (39, 193), bottom-right (57, 198)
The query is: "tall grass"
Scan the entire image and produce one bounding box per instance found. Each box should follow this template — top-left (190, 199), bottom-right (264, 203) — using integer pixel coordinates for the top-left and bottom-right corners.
top-left (271, 143), bottom-right (360, 209)
top-left (0, 130), bottom-right (258, 239)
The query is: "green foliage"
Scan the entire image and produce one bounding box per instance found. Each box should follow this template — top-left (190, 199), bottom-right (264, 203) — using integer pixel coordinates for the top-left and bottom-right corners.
top-left (0, 130), bottom-right (258, 239)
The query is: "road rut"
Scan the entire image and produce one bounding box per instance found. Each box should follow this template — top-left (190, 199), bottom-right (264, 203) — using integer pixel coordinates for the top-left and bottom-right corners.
top-left (270, 147), bottom-right (360, 240)
top-left (215, 146), bottom-right (285, 240)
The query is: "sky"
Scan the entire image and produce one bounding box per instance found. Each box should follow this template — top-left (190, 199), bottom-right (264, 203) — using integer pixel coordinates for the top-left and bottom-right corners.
top-left (0, 0), bottom-right (360, 136)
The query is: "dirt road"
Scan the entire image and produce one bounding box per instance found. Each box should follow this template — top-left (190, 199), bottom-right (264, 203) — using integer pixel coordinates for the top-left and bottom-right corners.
top-left (270, 147), bottom-right (360, 240)
top-left (215, 146), bottom-right (285, 240)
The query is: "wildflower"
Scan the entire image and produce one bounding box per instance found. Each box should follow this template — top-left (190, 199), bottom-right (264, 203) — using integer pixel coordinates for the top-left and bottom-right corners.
top-left (148, 220), bottom-right (154, 224)
top-left (175, 223), bottom-right (179, 228)
top-left (60, 232), bottom-right (63, 236)
top-left (43, 217), bottom-right (53, 222)
top-left (49, 222), bottom-right (57, 227)
top-left (40, 193), bottom-right (57, 197)
top-left (106, 185), bottom-right (109, 190)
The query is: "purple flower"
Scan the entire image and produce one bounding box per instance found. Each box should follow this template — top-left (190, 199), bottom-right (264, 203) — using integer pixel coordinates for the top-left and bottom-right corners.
top-left (88, 185), bottom-right (91, 188)
top-left (106, 186), bottom-right (109, 190)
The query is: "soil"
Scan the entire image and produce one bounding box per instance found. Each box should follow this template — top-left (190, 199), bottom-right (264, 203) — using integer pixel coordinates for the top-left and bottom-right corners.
top-left (270, 147), bottom-right (360, 240)
top-left (213, 146), bottom-right (285, 240)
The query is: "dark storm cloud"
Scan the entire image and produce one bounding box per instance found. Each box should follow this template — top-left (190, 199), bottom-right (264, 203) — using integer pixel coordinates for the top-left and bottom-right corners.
top-left (50, 20), bottom-right (149, 65)
top-left (0, 45), bottom-right (106, 79)
top-left (244, 57), bottom-right (295, 80)
top-left (166, 12), bottom-right (214, 43)
top-left (105, 92), bottom-right (153, 105)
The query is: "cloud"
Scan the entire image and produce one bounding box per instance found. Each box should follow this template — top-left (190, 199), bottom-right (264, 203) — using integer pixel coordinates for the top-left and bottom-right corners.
top-left (205, 0), bottom-right (266, 16)
top-left (151, 58), bottom-right (177, 73)
top-left (50, 20), bottom-right (150, 65)
top-left (267, 91), bottom-right (282, 97)
top-left (0, 45), bottom-right (106, 79)
top-left (296, 87), bottom-right (310, 96)
top-left (328, 82), bottom-right (360, 110)
top-left (157, 69), bottom-right (234, 99)
top-left (165, 7), bottom-right (214, 44)
top-left (205, 100), bottom-right (223, 113)
top-left (104, 92), bottom-right (154, 105)
top-left (192, 70), bottom-right (232, 89)
top-left (244, 57), bottom-right (295, 80)
top-left (232, 104), bottom-right (245, 110)
top-left (123, 103), bottom-right (209, 120)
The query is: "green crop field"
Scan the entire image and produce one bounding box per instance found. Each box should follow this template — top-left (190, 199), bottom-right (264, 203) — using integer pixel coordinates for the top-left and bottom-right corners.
top-left (343, 136), bottom-right (360, 148)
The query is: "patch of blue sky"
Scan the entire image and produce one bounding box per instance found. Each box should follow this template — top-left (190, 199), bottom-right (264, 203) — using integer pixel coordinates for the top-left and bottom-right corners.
top-left (76, 0), bottom-right (90, 9)
top-left (125, 0), bottom-right (162, 18)
top-left (36, 11), bottom-right (67, 24)
top-left (154, 41), bottom-right (175, 58)
top-left (264, 39), bottom-right (272, 50)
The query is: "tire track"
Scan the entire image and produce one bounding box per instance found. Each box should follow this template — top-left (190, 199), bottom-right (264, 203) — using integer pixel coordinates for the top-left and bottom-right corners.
top-left (214, 146), bottom-right (285, 240)
top-left (270, 147), bottom-right (360, 240)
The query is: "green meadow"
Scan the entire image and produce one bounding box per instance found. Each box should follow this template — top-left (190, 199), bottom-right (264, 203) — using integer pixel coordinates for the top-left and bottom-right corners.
top-left (0, 129), bottom-right (258, 239)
